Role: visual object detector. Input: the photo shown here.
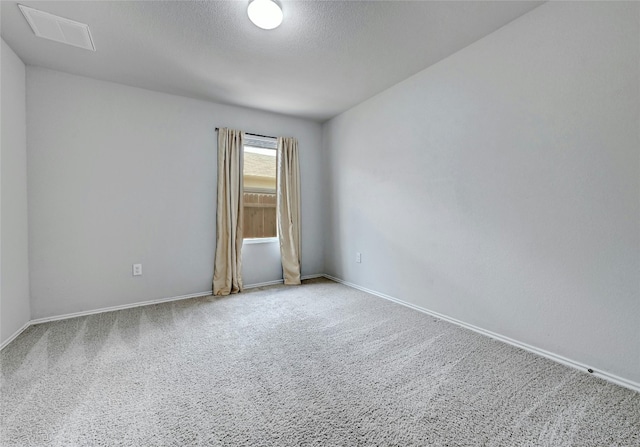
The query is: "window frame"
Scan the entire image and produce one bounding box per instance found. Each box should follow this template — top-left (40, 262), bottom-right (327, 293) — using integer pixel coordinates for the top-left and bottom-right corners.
top-left (243, 135), bottom-right (278, 241)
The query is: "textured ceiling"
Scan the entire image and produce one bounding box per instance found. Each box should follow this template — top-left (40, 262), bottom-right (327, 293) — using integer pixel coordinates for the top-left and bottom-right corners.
top-left (1, 1), bottom-right (543, 121)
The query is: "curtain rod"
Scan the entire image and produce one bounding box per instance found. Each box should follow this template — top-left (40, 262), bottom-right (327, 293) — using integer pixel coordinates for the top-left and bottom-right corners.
top-left (215, 127), bottom-right (277, 140)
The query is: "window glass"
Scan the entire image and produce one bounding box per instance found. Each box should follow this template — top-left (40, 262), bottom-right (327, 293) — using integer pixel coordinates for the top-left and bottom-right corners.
top-left (243, 145), bottom-right (277, 239)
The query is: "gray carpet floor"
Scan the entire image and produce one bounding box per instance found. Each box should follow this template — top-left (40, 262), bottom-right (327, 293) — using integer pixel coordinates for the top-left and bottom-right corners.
top-left (1, 278), bottom-right (638, 446)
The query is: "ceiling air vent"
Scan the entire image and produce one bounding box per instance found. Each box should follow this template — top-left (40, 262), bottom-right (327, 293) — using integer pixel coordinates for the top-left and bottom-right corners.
top-left (18, 4), bottom-right (96, 51)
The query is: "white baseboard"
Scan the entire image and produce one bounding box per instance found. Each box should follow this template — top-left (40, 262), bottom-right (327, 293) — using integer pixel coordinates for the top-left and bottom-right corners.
top-left (244, 279), bottom-right (284, 289)
top-left (244, 274), bottom-right (324, 290)
top-left (29, 291), bottom-right (213, 326)
top-left (1, 274), bottom-right (327, 350)
top-left (0, 322), bottom-right (31, 351)
top-left (322, 274), bottom-right (640, 394)
top-left (5, 273), bottom-right (638, 394)
top-left (301, 274), bottom-right (325, 280)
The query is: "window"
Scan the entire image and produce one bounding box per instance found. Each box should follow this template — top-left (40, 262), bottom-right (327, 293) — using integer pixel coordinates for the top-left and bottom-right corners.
top-left (243, 135), bottom-right (277, 240)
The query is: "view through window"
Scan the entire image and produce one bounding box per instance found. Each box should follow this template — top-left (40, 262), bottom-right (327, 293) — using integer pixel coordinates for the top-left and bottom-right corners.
top-left (243, 143), bottom-right (277, 239)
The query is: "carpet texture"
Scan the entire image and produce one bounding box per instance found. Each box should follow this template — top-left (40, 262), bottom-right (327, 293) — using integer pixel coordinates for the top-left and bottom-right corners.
top-left (1, 278), bottom-right (638, 446)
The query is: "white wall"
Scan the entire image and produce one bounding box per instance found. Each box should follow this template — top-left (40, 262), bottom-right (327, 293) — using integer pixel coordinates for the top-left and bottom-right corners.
top-left (27, 67), bottom-right (323, 319)
top-left (1, 39), bottom-right (31, 344)
top-left (322, 2), bottom-right (639, 384)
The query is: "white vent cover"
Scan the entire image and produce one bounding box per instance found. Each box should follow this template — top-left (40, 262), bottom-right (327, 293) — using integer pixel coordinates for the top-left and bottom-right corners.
top-left (18, 4), bottom-right (96, 51)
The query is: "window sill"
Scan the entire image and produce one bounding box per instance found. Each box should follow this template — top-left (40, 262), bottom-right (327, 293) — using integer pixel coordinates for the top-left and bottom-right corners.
top-left (244, 237), bottom-right (279, 245)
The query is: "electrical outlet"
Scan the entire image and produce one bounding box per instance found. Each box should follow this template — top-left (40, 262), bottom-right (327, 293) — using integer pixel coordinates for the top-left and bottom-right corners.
top-left (356, 252), bottom-right (362, 263)
top-left (133, 264), bottom-right (142, 276)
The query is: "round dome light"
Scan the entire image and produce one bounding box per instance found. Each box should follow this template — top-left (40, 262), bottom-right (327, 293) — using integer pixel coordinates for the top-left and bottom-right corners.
top-left (247, 0), bottom-right (283, 30)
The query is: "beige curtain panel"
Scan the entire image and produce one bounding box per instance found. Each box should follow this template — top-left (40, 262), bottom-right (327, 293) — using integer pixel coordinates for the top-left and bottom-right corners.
top-left (213, 128), bottom-right (245, 296)
top-left (277, 137), bottom-right (302, 285)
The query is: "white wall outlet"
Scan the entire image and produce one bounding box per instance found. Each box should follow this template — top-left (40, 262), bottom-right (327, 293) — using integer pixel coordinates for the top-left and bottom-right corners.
top-left (132, 264), bottom-right (142, 276)
top-left (356, 252), bottom-right (362, 263)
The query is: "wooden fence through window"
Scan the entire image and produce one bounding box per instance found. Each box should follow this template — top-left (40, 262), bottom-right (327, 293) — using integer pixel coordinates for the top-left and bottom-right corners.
top-left (244, 192), bottom-right (277, 238)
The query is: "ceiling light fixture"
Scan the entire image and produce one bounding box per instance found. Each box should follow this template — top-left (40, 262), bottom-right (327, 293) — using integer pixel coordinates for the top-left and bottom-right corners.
top-left (247, 0), bottom-right (283, 30)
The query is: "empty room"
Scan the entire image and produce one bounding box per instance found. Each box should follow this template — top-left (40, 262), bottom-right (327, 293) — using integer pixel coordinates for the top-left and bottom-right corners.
top-left (1, 0), bottom-right (638, 445)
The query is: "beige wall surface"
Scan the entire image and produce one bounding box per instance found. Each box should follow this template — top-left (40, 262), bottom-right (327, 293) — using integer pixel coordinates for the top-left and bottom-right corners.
top-left (27, 67), bottom-right (323, 318)
top-left (323, 2), bottom-right (640, 384)
top-left (1, 39), bottom-right (31, 344)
